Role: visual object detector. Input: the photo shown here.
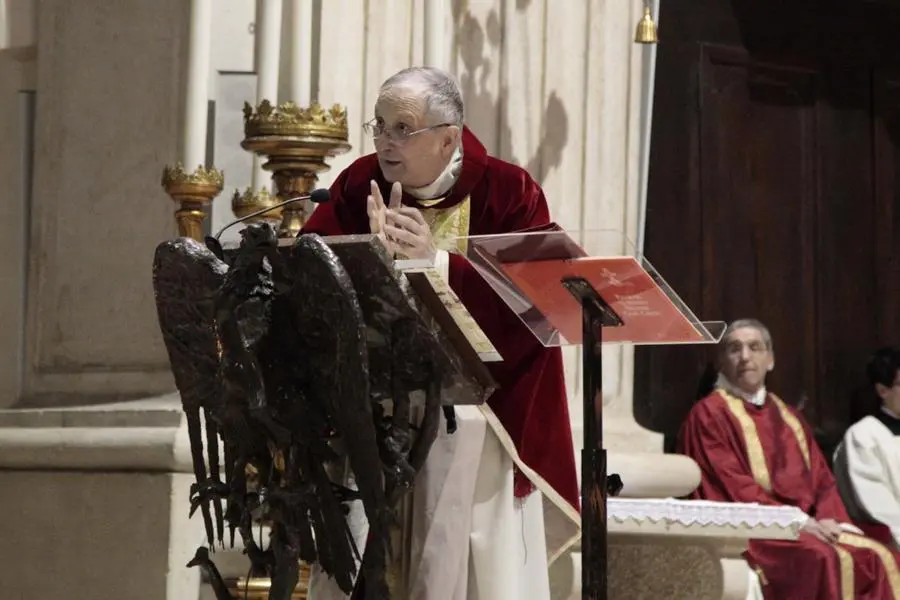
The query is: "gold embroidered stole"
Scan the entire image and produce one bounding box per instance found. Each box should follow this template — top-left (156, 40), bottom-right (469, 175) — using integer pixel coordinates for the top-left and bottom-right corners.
top-left (833, 544), bottom-right (854, 599)
top-left (720, 389), bottom-right (900, 598)
top-left (719, 390), bottom-right (809, 491)
top-left (417, 195), bottom-right (472, 254)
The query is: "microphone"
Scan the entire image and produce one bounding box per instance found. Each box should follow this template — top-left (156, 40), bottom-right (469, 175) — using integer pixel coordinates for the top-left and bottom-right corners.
top-left (213, 188), bottom-right (331, 241)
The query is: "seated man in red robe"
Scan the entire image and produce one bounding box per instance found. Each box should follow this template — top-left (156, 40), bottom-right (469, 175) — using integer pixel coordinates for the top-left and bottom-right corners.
top-left (301, 66), bottom-right (579, 600)
top-left (678, 318), bottom-right (900, 599)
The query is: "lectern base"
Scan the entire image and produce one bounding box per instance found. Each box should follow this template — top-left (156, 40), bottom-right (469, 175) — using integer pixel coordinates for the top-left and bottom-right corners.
top-left (581, 447), bottom-right (607, 599)
top-left (560, 275), bottom-right (624, 600)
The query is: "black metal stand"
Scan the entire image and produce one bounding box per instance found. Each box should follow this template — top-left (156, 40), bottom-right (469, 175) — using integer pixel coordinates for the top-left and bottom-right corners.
top-left (561, 276), bottom-right (624, 600)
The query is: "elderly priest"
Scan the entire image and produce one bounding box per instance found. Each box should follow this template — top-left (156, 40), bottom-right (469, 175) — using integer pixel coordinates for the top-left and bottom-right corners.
top-left (835, 346), bottom-right (900, 548)
top-left (302, 66), bottom-right (580, 599)
top-left (678, 319), bottom-right (900, 600)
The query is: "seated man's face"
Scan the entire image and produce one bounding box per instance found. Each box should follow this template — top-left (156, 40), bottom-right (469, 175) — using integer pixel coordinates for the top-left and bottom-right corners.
top-left (721, 326), bottom-right (774, 394)
top-left (372, 94), bottom-right (458, 188)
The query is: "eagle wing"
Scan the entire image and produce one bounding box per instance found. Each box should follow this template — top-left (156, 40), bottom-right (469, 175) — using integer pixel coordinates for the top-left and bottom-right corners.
top-left (152, 238), bottom-right (228, 547)
top-left (288, 234), bottom-right (389, 598)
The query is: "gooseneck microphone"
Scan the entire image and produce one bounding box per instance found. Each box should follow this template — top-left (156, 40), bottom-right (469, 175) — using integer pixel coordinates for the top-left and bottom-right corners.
top-left (213, 188), bottom-right (331, 241)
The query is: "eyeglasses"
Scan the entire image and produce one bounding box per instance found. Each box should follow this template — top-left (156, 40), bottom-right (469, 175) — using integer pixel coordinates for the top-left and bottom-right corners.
top-left (362, 118), bottom-right (452, 144)
top-left (725, 341), bottom-right (770, 356)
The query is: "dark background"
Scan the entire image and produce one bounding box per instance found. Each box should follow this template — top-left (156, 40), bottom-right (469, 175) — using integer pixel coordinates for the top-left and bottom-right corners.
top-left (634, 0), bottom-right (900, 456)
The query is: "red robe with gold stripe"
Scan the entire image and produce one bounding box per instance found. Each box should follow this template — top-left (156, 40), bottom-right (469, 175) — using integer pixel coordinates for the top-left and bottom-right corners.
top-left (678, 390), bottom-right (900, 599)
top-left (301, 127), bottom-right (579, 515)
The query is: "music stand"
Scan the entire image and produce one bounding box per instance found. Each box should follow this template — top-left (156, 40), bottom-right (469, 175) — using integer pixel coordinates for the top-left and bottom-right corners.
top-left (457, 228), bottom-right (725, 600)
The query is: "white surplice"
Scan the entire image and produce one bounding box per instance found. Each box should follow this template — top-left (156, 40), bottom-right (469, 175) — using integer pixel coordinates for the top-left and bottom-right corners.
top-left (307, 404), bottom-right (580, 600)
top-left (308, 224), bottom-right (579, 599)
top-left (834, 414), bottom-right (900, 546)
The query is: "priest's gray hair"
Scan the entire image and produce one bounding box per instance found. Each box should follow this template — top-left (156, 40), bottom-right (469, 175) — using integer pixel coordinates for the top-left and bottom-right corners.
top-left (379, 66), bottom-right (465, 127)
top-left (721, 318), bottom-right (774, 353)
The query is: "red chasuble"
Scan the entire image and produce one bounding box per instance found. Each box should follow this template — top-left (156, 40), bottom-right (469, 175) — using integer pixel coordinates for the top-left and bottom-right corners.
top-left (301, 127), bottom-right (580, 513)
top-left (678, 389), bottom-right (900, 599)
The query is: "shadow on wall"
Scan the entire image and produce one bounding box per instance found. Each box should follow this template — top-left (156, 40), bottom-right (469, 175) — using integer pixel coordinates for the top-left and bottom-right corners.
top-left (451, 0), bottom-right (569, 185)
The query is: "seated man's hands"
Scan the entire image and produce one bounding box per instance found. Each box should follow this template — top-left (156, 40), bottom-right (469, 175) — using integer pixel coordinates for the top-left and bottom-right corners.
top-left (803, 517), bottom-right (843, 544)
top-left (819, 518), bottom-right (845, 543)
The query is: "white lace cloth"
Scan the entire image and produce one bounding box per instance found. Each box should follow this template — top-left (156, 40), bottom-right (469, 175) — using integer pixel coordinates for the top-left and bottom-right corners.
top-left (609, 498), bottom-right (807, 534)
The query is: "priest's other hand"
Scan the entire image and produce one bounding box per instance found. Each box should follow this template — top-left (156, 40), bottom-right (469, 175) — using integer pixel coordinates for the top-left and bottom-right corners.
top-left (803, 518), bottom-right (842, 544)
top-left (367, 180), bottom-right (402, 252)
top-left (385, 206), bottom-right (437, 261)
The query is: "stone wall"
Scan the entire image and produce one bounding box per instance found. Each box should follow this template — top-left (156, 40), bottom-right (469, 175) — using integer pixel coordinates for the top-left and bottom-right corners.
top-left (0, 2), bottom-right (678, 598)
top-left (0, 0), bottom-right (663, 454)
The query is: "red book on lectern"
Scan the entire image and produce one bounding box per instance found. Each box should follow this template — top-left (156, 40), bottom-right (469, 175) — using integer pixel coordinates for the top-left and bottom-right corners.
top-left (467, 226), bottom-right (707, 346)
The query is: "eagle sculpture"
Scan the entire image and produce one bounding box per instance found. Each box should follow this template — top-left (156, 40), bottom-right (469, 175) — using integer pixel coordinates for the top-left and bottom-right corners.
top-left (152, 224), bottom-right (459, 600)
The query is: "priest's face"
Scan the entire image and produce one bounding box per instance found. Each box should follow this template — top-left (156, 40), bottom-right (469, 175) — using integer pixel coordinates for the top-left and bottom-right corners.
top-left (720, 326), bottom-right (774, 394)
top-left (372, 94), bottom-right (460, 188)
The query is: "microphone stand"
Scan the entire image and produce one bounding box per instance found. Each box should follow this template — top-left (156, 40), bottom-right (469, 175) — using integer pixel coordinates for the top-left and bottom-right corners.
top-left (214, 194), bottom-right (312, 241)
top-left (205, 191), bottom-right (328, 262)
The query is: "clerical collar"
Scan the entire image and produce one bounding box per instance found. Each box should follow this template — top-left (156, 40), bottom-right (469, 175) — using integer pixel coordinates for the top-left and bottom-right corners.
top-left (405, 146), bottom-right (463, 201)
top-left (875, 406), bottom-right (900, 436)
top-left (715, 373), bottom-right (767, 406)
top-left (881, 405), bottom-right (900, 420)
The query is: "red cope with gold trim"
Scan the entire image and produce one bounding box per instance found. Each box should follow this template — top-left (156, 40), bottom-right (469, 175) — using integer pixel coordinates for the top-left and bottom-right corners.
top-left (678, 389), bottom-right (900, 599)
top-left (301, 126), bottom-right (580, 514)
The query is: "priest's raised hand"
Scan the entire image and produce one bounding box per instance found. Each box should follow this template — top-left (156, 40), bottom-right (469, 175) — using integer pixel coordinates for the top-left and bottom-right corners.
top-left (385, 206), bottom-right (436, 261)
top-left (367, 179), bottom-right (401, 254)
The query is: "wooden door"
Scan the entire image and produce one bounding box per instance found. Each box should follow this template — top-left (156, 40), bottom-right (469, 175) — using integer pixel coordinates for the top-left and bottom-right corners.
top-left (635, 0), bottom-right (900, 448)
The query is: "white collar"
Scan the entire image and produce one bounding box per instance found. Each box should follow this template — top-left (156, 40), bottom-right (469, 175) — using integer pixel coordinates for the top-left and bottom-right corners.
top-left (881, 405), bottom-right (900, 420)
top-left (405, 146), bottom-right (463, 201)
top-left (715, 372), bottom-right (767, 406)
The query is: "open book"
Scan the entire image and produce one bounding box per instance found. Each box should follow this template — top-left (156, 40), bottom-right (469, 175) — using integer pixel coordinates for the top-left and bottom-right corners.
top-left (398, 264), bottom-right (502, 363)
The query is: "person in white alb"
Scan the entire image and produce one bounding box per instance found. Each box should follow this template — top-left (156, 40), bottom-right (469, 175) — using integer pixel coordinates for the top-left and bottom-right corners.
top-left (835, 346), bottom-right (900, 548)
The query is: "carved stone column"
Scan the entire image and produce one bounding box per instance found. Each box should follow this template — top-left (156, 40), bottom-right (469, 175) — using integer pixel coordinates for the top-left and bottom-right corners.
top-left (576, 0), bottom-right (664, 457)
top-left (0, 2), bottom-right (211, 599)
top-left (0, 398), bottom-right (204, 599)
top-left (21, 0), bottom-right (194, 404)
top-left (0, 48), bottom-right (34, 409)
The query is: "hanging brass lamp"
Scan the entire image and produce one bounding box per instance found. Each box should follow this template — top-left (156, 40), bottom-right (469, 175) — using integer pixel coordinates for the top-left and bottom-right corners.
top-left (635, 5), bottom-right (658, 44)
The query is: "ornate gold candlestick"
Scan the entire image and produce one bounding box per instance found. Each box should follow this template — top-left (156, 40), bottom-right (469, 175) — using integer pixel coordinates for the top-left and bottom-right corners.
top-left (161, 164), bottom-right (225, 241)
top-left (242, 100), bottom-right (351, 238)
top-left (225, 567), bottom-right (310, 600)
top-left (223, 460), bottom-right (312, 598)
top-left (231, 186), bottom-right (284, 227)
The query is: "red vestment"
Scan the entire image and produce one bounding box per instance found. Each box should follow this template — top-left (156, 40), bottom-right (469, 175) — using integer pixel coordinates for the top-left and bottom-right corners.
top-left (678, 389), bottom-right (900, 599)
top-left (302, 127), bottom-right (579, 513)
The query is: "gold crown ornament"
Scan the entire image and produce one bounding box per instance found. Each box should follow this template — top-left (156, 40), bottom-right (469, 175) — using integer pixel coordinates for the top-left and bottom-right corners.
top-left (161, 163), bottom-right (225, 241)
top-left (243, 100), bottom-right (349, 140)
top-left (230, 186), bottom-right (283, 222)
top-left (241, 99), bottom-right (351, 238)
